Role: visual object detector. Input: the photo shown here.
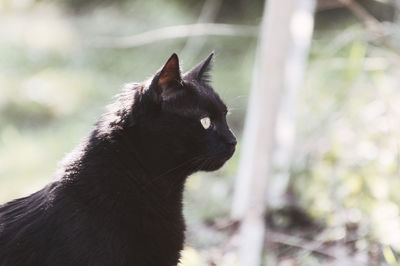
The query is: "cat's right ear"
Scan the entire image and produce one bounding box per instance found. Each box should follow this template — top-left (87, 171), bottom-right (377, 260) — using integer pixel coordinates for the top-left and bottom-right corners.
top-left (150, 53), bottom-right (183, 102)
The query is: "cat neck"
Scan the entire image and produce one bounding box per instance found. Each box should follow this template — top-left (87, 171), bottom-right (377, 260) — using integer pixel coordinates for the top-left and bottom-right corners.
top-left (56, 131), bottom-right (186, 260)
top-left (59, 129), bottom-right (190, 211)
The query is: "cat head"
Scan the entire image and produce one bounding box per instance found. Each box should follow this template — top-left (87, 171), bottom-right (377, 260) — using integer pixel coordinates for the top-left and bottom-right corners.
top-left (108, 53), bottom-right (236, 173)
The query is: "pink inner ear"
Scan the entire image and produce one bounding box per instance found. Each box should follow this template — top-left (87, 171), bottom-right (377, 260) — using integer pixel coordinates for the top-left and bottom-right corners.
top-left (159, 70), bottom-right (178, 86)
top-left (158, 54), bottom-right (181, 88)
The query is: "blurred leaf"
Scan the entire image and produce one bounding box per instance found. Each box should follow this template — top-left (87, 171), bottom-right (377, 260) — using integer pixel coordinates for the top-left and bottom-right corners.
top-left (346, 41), bottom-right (366, 80)
top-left (383, 245), bottom-right (397, 265)
top-left (178, 247), bottom-right (203, 266)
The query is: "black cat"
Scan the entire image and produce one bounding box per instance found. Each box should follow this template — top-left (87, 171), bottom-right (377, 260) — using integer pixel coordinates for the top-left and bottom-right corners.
top-left (0, 53), bottom-right (236, 266)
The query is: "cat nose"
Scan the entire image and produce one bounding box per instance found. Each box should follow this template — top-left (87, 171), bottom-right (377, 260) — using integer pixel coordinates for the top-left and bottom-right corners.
top-left (224, 130), bottom-right (237, 147)
top-left (226, 136), bottom-right (237, 146)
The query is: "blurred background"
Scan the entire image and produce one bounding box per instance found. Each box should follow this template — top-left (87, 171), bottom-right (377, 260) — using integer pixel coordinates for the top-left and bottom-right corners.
top-left (1, 0), bottom-right (400, 265)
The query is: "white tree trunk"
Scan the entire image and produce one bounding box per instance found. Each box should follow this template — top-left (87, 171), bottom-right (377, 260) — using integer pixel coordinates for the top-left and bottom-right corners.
top-left (268, 0), bottom-right (316, 208)
top-left (231, 0), bottom-right (316, 265)
top-left (395, 0), bottom-right (400, 23)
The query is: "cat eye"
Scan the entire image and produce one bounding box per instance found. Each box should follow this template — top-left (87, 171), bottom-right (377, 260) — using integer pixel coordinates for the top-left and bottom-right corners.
top-left (200, 117), bottom-right (211, 129)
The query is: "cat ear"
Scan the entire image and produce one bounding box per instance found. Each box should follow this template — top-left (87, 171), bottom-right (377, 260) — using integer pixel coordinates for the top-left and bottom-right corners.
top-left (184, 52), bottom-right (214, 83)
top-left (151, 53), bottom-right (183, 101)
top-left (157, 53), bottom-right (182, 90)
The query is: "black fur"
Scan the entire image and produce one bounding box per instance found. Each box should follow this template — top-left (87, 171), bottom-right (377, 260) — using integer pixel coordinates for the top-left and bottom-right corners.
top-left (0, 53), bottom-right (236, 266)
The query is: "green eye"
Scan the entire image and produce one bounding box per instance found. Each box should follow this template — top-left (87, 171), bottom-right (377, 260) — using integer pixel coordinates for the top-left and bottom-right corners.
top-left (200, 117), bottom-right (211, 129)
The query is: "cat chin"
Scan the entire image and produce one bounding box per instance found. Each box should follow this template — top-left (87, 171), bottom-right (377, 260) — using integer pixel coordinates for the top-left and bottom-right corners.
top-left (198, 148), bottom-right (235, 172)
top-left (198, 159), bottom-right (228, 172)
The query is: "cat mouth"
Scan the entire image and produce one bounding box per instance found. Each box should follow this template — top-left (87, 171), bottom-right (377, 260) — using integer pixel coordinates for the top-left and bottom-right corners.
top-left (200, 159), bottom-right (227, 171)
top-left (199, 148), bottom-right (235, 172)
top-left (226, 145), bottom-right (236, 159)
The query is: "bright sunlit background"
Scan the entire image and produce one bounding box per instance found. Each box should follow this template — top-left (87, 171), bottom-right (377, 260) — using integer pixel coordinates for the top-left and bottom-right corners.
top-left (1, 0), bottom-right (400, 265)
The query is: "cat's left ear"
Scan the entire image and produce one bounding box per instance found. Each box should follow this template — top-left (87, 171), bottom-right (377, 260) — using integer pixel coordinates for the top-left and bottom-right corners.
top-left (151, 53), bottom-right (183, 102)
top-left (184, 52), bottom-right (214, 83)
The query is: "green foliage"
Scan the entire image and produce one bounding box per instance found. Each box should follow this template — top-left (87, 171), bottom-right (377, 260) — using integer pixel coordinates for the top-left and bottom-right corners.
top-left (294, 22), bottom-right (400, 258)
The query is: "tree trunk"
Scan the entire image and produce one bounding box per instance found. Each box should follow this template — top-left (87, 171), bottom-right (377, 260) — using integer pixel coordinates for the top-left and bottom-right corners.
top-left (231, 0), bottom-right (316, 264)
top-left (395, 0), bottom-right (400, 23)
top-left (268, 0), bottom-right (316, 208)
